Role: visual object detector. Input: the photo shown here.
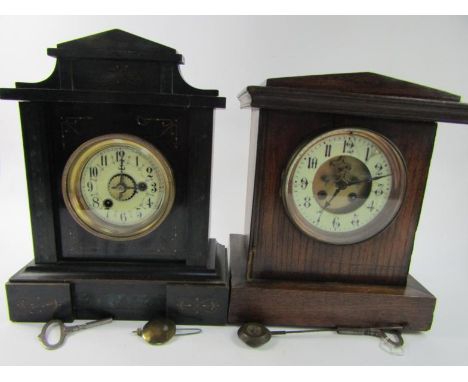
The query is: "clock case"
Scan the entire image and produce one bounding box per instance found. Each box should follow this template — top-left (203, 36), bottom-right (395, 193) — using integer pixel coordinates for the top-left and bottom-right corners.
top-left (0, 30), bottom-right (228, 324)
top-left (229, 73), bottom-right (468, 330)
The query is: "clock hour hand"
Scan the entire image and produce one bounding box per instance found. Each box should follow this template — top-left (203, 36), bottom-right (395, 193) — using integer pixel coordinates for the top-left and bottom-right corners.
top-left (110, 184), bottom-right (137, 192)
top-left (317, 188), bottom-right (341, 224)
top-left (322, 187), bottom-right (341, 210)
top-left (320, 172), bottom-right (358, 212)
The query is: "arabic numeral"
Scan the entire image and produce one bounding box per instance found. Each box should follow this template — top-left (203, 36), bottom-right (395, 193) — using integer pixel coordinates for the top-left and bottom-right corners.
top-left (314, 209), bottom-right (324, 224)
top-left (332, 217), bottom-right (341, 231)
top-left (303, 197), bottom-right (311, 208)
top-left (92, 196), bottom-right (100, 208)
top-left (307, 157), bottom-right (318, 169)
top-left (116, 150), bottom-right (125, 161)
top-left (367, 200), bottom-right (375, 211)
top-left (300, 178), bottom-right (309, 189)
top-left (100, 155), bottom-right (108, 167)
top-left (343, 138), bottom-right (355, 153)
top-left (120, 212), bottom-right (127, 222)
top-left (89, 167), bottom-right (98, 178)
top-left (374, 163), bottom-right (384, 176)
top-left (374, 183), bottom-right (384, 196)
top-left (325, 144), bottom-right (332, 157)
top-left (351, 213), bottom-right (360, 227)
top-left (146, 167), bottom-right (153, 178)
top-left (147, 198), bottom-right (154, 208)
top-left (86, 181), bottom-right (94, 192)
top-left (151, 183), bottom-right (157, 192)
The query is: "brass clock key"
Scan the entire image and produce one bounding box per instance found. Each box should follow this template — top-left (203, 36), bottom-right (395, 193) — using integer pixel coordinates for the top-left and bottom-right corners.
top-left (38, 318), bottom-right (113, 350)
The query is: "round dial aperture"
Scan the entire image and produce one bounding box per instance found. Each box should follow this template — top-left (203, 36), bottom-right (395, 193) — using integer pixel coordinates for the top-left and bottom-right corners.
top-left (62, 134), bottom-right (175, 240)
top-left (282, 128), bottom-right (406, 245)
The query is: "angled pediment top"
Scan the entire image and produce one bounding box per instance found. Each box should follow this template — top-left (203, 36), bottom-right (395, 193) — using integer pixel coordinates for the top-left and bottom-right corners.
top-left (266, 72), bottom-right (460, 102)
top-left (1, 29), bottom-right (224, 106)
top-left (47, 29), bottom-right (183, 63)
top-left (239, 72), bottom-right (468, 124)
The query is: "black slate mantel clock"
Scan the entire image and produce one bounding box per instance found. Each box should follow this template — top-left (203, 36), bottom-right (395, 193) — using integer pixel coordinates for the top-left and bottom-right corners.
top-left (0, 29), bottom-right (228, 324)
top-left (229, 72), bottom-right (468, 330)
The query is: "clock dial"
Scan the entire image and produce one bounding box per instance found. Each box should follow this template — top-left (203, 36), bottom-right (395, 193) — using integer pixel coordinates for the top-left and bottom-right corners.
top-left (282, 128), bottom-right (406, 244)
top-left (62, 134), bottom-right (175, 240)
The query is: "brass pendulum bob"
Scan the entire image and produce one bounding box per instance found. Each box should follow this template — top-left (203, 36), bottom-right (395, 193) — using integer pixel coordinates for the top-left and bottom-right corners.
top-left (134, 318), bottom-right (202, 345)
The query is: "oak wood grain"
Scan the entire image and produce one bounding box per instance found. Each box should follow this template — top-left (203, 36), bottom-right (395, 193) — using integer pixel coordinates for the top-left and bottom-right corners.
top-left (229, 234), bottom-right (435, 330)
top-left (249, 111), bottom-right (436, 285)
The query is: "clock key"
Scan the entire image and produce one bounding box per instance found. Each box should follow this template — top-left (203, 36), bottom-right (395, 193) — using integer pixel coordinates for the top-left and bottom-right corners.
top-left (38, 318), bottom-right (113, 350)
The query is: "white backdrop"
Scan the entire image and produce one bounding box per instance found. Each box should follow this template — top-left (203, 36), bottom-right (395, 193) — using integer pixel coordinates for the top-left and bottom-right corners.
top-left (0, 16), bottom-right (467, 365)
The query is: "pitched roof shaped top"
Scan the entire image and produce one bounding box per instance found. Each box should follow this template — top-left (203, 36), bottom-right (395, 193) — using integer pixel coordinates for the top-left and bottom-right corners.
top-left (239, 72), bottom-right (468, 124)
top-left (47, 29), bottom-right (183, 63)
top-left (266, 72), bottom-right (460, 102)
top-left (0, 29), bottom-right (224, 107)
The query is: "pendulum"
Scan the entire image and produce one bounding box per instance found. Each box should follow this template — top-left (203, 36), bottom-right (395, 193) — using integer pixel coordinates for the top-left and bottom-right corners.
top-left (134, 318), bottom-right (202, 345)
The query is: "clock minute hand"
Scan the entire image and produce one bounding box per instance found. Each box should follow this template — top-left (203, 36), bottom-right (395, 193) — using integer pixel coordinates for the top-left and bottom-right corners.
top-left (118, 158), bottom-right (126, 197)
top-left (345, 174), bottom-right (391, 186)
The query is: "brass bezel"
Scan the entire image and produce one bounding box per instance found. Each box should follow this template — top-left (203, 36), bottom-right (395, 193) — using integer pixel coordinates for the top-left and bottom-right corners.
top-left (281, 128), bottom-right (407, 245)
top-left (62, 134), bottom-right (175, 241)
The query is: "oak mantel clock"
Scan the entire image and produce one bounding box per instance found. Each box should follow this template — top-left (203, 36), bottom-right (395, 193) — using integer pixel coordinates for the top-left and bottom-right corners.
top-left (0, 30), bottom-right (228, 324)
top-left (229, 72), bottom-right (468, 330)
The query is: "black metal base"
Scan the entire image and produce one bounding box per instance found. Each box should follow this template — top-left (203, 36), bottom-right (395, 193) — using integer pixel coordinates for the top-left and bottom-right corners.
top-left (6, 239), bottom-right (229, 325)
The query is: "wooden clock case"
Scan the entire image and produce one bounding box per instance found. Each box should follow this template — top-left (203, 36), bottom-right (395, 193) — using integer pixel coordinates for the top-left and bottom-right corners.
top-left (0, 30), bottom-right (228, 324)
top-left (229, 73), bottom-right (468, 330)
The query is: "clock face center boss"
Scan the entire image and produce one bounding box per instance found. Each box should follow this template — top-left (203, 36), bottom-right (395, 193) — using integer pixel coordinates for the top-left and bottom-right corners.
top-left (62, 134), bottom-right (175, 241)
top-left (282, 128), bottom-right (407, 245)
